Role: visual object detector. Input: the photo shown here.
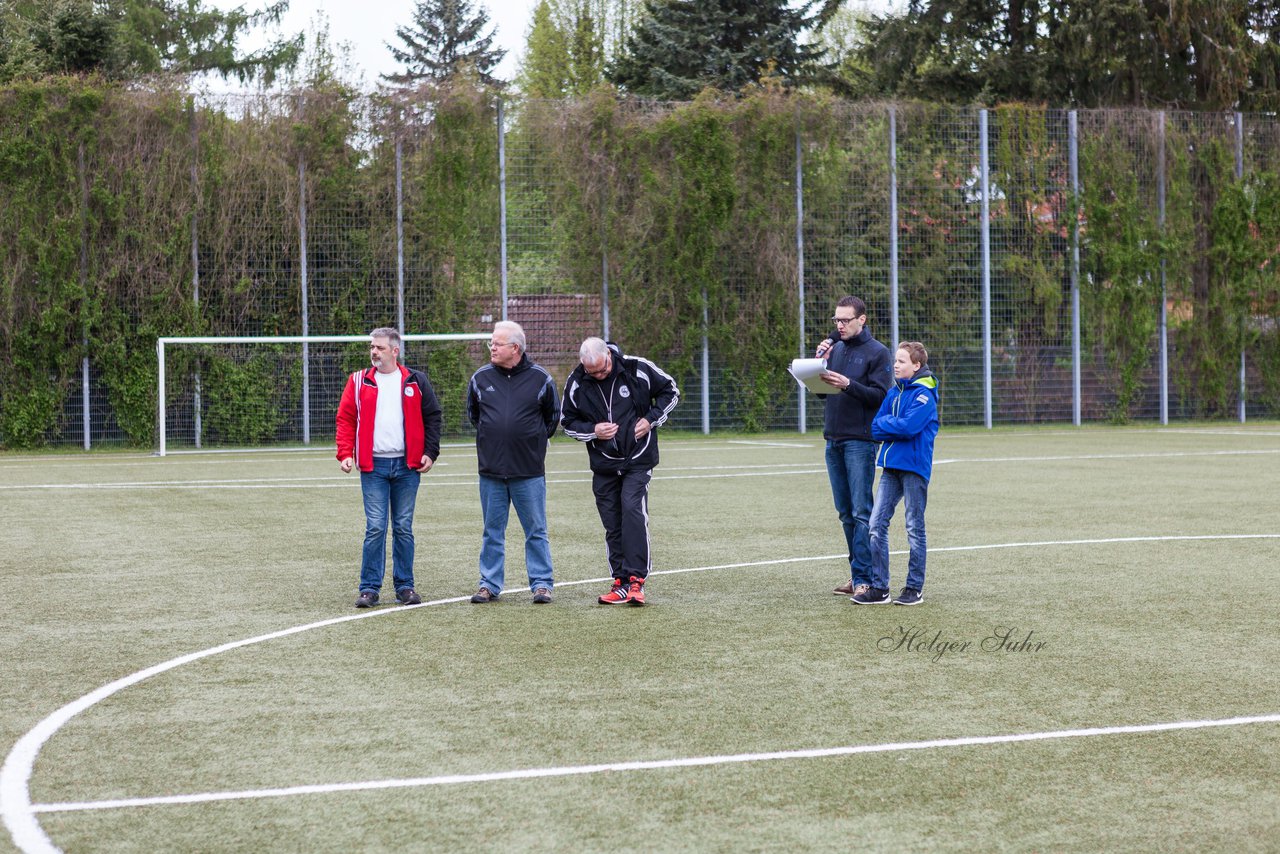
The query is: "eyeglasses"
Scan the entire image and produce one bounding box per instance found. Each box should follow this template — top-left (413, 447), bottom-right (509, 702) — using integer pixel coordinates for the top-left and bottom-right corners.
top-left (832, 316), bottom-right (859, 326)
top-left (488, 341), bottom-right (516, 349)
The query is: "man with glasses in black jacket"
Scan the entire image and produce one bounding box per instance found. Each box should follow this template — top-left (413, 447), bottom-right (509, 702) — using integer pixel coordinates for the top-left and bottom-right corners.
top-left (814, 296), bottom-right (892, 601)
top-left (466, 321), bottom-right (560, 604)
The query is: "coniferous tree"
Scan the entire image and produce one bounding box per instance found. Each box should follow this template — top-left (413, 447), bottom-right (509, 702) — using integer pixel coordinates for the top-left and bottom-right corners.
top-left (608, 0), bottom-right (840, 99)
top-left (518, 0), bottom-right (571, 97)
top-left (847, 0), bottom-right (1280, 110)
top-left (0, 0), bottom-right (301, 84)
top-left (517, 0), bottom-right (610, 97)
top-left (567, 2), bottom-right (606, 92)
top-left (383, 0), bottom-right (506, 87)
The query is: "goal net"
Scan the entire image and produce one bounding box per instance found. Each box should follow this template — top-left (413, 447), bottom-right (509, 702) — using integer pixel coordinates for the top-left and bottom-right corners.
top-left (156, 334), bottom-right (491, 455)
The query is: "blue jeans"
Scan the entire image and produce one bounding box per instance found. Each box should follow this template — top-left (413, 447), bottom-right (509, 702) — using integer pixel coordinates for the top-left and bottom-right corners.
top-left (869, 468), bottom-right (929, 592)
top-left (478, 474), bottom-right (554, 595)
top-left (826, 438), bottom-right (878, 586)
top-left (358, 456), bottom-right (421, 594)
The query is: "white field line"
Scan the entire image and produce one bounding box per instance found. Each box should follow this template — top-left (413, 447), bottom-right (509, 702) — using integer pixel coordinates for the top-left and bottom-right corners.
top-left (934, 448), bottom-right (1280, 465)
top-left (4, 534), bottom-right (1280, 853)
top-left (1151, 428), bottom-right (1280, 437)
top-left (726, 439), bottom-right (816, 448)
top-left (161, 442), bottom-right (472, 456)
top-left (0, 462), bottom-right (827, 491)
top-left (30, 713), bottom-right (1280, 815)
top-left (8, 447), bottom-right (1279, 491)
top-left (0, 441), bottom-right (792, 469)
top-left (2, 427), bottom-right (1275, 469)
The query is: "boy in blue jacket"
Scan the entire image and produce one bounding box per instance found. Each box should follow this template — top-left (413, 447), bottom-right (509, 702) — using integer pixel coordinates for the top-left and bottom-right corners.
top-left (852, 341), bottom-right (940, 606)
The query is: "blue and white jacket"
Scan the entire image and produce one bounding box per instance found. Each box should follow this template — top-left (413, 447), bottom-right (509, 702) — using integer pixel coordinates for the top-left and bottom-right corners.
top-left (872, 367), bottom-right (940, 482)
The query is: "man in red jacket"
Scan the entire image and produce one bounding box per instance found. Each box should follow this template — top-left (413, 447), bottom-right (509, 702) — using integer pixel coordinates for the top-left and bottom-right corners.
top-left (336, 328), bottom-right (442, 608)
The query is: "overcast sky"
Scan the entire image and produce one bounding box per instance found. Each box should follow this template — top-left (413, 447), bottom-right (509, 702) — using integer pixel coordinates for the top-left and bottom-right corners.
top-left (206, 0), bottom-right (547, 89)
top-left (209, 0), bottom-right (895, 91)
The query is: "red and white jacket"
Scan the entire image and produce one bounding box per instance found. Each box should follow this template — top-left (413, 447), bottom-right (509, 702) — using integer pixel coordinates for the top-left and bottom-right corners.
top-left (335, 365), bottom-right (443, 472)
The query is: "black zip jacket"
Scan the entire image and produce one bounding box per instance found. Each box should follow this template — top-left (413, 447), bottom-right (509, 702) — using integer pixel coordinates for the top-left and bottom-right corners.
top-left (467, 354), bottom-right (559, 478)
top-left (561, 343), bottom-right (680, 474)
top-left (819, 328), bottom-right (893, 442)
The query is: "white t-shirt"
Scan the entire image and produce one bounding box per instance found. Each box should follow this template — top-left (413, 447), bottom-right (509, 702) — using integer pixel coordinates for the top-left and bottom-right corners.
top-left (372, 369), bottom-right (405, 457)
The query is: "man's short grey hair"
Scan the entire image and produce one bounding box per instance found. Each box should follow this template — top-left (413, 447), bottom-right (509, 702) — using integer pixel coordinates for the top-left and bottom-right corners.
top-left (579, 337), bottom-right (610, 364)
top-left (495, 320), bottom-right (525, 351)
top-left (370, 327), bottom-right (401, 350)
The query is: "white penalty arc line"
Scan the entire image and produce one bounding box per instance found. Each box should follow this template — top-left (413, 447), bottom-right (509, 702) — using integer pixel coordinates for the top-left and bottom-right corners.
top-left (4, 534), bottom-right (1280, 853)
top-left (31, 713), bottom-right (1280, 815)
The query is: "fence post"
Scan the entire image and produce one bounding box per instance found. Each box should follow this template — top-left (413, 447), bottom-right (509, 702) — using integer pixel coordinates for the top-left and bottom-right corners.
top-left (601, 252), bottom-right (610, 338)
top-left (498, 98), bottom-right (508, 321)
top-left (701, 293), bottom-right (710, 434)
top-left (396, 134), bottom-right (406, 340)
top-left (78, 141), bottom-right (90, 450)
top-left (889, 104), bottom-right (899, 352)
top-left (1234, 111), bottom-right (1246, 423)
top-left (1069, 111), bottom-right (1081, 426)
top-left (298, 150), bottom-right (310, 445)
top-left (1158, 111), bottom-right (1168, 425)
top-left (795, 127), bottom-right (806, 433)
top-left (980, 109), bottom-right (993, 429)
top-left (189, 98), bottom-right (202, 448)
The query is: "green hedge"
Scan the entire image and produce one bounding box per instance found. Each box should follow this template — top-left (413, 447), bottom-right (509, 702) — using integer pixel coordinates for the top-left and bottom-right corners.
top-left (2, 78), bottom-right (1279, 446)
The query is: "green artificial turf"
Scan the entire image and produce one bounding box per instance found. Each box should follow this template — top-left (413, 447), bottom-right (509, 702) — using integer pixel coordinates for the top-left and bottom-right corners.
top-left (3, 424), bottom-right (1279, 852)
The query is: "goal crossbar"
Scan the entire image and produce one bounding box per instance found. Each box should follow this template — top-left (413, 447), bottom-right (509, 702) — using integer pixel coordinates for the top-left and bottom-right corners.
top-left (156, 333), bottom-right (491, 456)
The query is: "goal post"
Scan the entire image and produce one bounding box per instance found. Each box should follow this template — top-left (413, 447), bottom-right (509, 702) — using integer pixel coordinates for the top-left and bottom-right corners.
top-left (156, 333), bottom-right (491, 456)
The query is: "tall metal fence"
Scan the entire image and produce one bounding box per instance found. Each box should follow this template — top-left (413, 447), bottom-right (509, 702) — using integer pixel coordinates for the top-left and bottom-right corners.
top-left (2, 84), bottom-right (1277, 450)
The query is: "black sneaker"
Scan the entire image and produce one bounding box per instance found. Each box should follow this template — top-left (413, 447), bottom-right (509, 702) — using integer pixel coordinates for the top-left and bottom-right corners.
top-left (851, 586), bottom-right (891, 605)
top-left (532, 587), bottom-right (553, 604)
top-left (396, 588), bottom-right (422, 606)
top-left (355, 590), bottom-right (379, 608)
top-left (893, 588), bottom-right (923, 606)
top-left (470, 587), bottom-right (498, 603)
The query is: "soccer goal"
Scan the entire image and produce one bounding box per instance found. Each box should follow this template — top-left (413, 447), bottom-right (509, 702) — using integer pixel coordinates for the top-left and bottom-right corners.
top-left (156, 334), bottom-right (491, 455)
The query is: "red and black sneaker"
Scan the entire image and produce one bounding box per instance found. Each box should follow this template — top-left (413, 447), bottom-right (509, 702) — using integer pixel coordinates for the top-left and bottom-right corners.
top-left (598, 579), bottom-right (630, 604)
top-left (627, 575), bottom-right (646, 607)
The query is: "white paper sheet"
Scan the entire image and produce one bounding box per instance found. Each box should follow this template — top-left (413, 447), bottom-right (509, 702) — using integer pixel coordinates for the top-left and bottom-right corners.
top-left (788, 358), bottom-right (832, 395)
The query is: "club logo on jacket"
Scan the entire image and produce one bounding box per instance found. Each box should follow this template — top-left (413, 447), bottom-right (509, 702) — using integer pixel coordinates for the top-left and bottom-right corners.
top-left (405, 387), bottom-right (415, 397)
top-left (619, 386), bottom-right (631, 398)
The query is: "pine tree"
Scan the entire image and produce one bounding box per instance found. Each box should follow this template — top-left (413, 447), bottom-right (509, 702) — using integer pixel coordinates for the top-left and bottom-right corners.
top-left (0, 0), bottom-right (302, 84)
top-left (517, 0), bottom-right (610, 97)
top-left (848, 0), bottom-right (1280, 110)
top-left (608, 0), bottom-right (840, 99)
top-left (517, 0), bottom-right (571, 97)
top-left (567, 2), bottom-right (606, 93)
top-left (383, 0), bottom-right (506, 87)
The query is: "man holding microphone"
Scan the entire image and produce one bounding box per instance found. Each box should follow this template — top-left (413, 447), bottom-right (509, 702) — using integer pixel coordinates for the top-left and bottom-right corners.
top-left (813, 296), bottom-right (892, 599)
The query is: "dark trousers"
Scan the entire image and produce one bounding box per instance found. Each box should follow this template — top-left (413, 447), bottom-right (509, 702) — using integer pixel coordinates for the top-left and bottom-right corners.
top-left (591, 468), bottom-right (653, 580)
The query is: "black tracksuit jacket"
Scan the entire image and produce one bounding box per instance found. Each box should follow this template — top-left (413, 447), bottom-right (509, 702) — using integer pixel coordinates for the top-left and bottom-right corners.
top-left (467, 354), bottom-right (559, 478)
top-left (560, 343), bottom-right (680, 474)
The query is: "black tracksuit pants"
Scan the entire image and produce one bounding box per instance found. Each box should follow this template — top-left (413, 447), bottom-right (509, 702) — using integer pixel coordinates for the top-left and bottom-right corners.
top-left (591, 468), bottom-right (652, 580)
